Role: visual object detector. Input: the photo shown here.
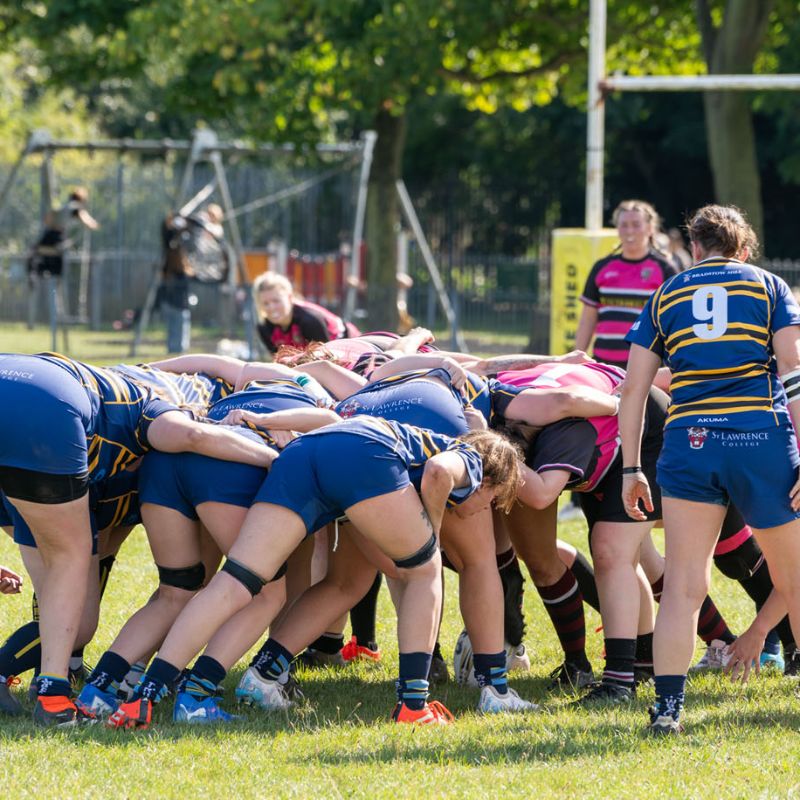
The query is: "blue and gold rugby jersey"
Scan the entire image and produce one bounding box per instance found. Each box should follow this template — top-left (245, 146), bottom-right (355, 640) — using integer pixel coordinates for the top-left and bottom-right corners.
top-left (111, 364), bottom-right (232, 415)
top-left (91, 468), bottom-right (142, 530)
top-left (300, 415), bottom-right (483, 507)
top-left (206, 378), bottom-right (318, 421)
top-left (38, 353), bottom-right (178, 481)
top-left (626, 258), bottom-right (800, 429)
top-left (336, 368), bottom-right (469, 436)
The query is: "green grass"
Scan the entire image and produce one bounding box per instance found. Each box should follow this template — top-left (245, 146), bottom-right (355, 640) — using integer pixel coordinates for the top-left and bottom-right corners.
top-left (2, 523), bottom-right (800, 799)
top-left (0, 321), bottom-right (529, 364)
top-left (2, 324), bottom-right (799, 798)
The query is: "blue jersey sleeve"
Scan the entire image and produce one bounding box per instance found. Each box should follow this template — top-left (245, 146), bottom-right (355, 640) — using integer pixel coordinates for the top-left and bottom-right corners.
top-left (446, 444), bottom-right (484, 506)
top-left (769, 274), bottom-right (800, 333)
top-left (135, 393), bottom-right (186, 449)
top-left (485, 379), bottom-right (525, 423)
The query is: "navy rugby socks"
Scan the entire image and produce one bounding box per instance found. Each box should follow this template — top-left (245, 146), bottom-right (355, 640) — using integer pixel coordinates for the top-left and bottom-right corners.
top-left (397, 652), bottom-right (432, 710)
top-left (87, 651), bottom-right (131, 694)
top-left (252, 639), bottom-right (294, 681)
top-left (473, 652), bottom-right (508, 695)
top-left (184, 655), bottom-right (227, 700)
top-left (653, 674), bottom-right (686, 721)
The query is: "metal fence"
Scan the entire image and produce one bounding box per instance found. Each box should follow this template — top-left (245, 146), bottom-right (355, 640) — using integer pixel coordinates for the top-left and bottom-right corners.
top-left (3, 153), bottom-right (799, 355)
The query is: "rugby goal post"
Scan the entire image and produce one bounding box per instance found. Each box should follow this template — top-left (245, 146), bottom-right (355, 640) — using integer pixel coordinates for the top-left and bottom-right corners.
top-left (550, 0), bottom-right (800, 354)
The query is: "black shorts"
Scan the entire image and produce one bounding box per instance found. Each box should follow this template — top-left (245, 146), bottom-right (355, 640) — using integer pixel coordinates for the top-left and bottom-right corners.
top-left (580, 387), bottom-right (666, 529)
top-left (0, 466), bottom-right (90, 504)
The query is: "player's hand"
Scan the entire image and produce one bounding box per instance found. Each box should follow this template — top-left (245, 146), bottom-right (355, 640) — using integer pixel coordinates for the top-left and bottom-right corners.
top-left (724, 632), bottom-right (763, 684)
top-left (409, 327), bottom-right (435, 344)
top-left (221, 408), bottom-right (252, 427)
top-left (0, 566), bottom-right (22, 594)
top-left (464, 406), bottom-right (488, 431)
top-left (558, 350), bottom-right (593, 365)
top-left (789, 472), bottom-right (800, 511)
top-left (267, 429), bottom-right (296, 449)
top-left (442, 358), bottom-right (467, 395)
top-left (621, 471), bottom-right (653, 521)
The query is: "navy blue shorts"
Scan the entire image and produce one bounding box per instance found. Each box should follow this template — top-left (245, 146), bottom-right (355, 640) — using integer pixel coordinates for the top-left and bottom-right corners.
top-left (139, 451), bottom-right (268, 520)
top-left (657, 424), bottom-right (800, 529)
top-left (255, 431), bottom-right (410, 534)
top-left (0, 355), bottom-right (91, 476)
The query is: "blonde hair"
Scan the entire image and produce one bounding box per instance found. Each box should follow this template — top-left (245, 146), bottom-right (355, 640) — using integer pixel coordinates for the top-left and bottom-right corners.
top-left (461, 430), bottom-right (523, 513)
top-left (253, 271), bottom-right (294, 323)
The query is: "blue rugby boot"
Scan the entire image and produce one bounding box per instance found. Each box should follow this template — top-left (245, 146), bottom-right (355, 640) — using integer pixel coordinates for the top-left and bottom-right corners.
top-left (173, 692), bottom-right (239, 724)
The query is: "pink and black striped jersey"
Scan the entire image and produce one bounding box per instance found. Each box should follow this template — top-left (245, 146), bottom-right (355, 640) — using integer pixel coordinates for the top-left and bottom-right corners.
top-left (581, 250), bottom-right (677, 367)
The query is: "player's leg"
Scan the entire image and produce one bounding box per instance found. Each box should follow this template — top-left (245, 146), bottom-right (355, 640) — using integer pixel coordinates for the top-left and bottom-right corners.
top-left (577, 520), bottom-right (653, 705)
top-left (441, 507), bottom-right (536, 712)
top-left (344, 486), bottom-right (452, 723)
top-left (651, 497), bottom-right (725, 733)
top-left (502, 501), bottom-right (594, 690)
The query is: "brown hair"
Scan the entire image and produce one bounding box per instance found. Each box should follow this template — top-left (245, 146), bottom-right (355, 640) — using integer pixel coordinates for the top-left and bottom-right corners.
top-left (461, 429), bottom-right (522, 513)
top-left (274, 342), bottom-right (346, 368)
top-left (686, 204), bottom-right (759, 260)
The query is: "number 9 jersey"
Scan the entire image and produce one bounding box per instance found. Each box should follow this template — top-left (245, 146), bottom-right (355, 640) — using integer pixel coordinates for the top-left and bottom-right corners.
top-left (626, 256), bottom-right (800, 430)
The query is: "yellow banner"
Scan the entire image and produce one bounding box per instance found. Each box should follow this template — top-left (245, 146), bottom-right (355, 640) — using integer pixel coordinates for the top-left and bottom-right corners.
top-left (550, 228), bottom-right (618, 355)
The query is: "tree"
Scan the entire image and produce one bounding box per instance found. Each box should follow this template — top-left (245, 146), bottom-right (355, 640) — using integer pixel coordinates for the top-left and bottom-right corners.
top-left (695, 0), bottom-right (775, 245)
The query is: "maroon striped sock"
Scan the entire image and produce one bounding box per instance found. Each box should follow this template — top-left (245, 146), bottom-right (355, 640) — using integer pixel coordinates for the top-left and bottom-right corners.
top-left (650, 575), bottom-right (664, 603)
top-left (536, 568), bottom-right (589, 666)
top-left (697, 595), bottom-right (736, 645)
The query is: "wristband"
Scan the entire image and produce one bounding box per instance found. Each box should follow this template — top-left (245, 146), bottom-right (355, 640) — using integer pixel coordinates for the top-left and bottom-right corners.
top-left (621, 466), bottom-right (643, 475)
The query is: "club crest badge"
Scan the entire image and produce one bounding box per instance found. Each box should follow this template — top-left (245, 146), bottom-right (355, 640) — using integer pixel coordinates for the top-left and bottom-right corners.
top-left (687, 427), bottom-right (709, 450)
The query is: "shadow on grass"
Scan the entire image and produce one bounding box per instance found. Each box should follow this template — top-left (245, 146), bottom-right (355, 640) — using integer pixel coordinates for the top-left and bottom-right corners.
top-left (2, 664), bottom-right (797, 767)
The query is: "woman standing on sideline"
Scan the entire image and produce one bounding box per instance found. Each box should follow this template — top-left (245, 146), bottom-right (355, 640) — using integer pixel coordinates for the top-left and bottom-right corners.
top-left (575, 199), bottom-right (677, 369)
top-left (620, 205), bottom-right (800, 735)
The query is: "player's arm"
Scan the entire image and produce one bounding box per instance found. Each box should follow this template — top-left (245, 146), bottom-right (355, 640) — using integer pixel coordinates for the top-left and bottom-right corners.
top-left (469, 350), bottom-right (591, 375)
top-left (619, 343), bottom-right (661, 520)
top-left (515, 465), bottom-right (571, 510)
top-left (368, 354), bottom-right (467, 392)
top-left (299, 360), bottom-right (367, 398)
top-left (420, 451), bottom-right (470, 533)
top-left (146, 411), bottom-right (279, 468)
top-left (574, 304), bottom-right (599, 352)
top-left (148, 354), bottom-right (248, 386)
top-left (384, 326), bottom-right (435, 355)
top-left (236, 361), bottom-right (301, 390)
top-left (504, 386), bottom-right (619, 427)
top-left (774, 324), bottom-right (800, 510)
top-left (222, 407), bottom-right (341, 433)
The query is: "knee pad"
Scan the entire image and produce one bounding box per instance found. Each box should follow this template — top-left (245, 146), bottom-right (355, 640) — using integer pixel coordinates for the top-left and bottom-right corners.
top-left (221, 557), bottom-right (267, 596)
top-left (393, 533), bottom-right (438, 570)
top-left (157, 562), bottom-right (206, 591)
top-left (714, 536), bottom-right (764, 582)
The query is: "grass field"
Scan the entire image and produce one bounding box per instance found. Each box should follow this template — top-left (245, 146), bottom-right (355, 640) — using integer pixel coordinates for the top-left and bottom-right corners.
top-left (2, 524), bottom-right (800, 799)
top-left (2, 323), bottom-right (800, 798)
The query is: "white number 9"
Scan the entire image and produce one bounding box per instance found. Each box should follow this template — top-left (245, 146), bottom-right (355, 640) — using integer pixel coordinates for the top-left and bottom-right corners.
top-left (692, 285), bottom-right (728, 340)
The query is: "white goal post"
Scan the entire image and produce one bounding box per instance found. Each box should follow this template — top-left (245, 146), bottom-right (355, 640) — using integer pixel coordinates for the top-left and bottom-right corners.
top-left (585, 0), bottom-right (800, 230)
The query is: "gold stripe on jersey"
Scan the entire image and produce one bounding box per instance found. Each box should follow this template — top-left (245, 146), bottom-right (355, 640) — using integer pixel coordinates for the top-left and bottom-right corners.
top-left (420, 430), bottom-right (442, 459)
top-left (659, 278), bottom-right (767, 304)
top-left (664, 320), bottom-right (768, 351)
top-left (670, 364), bottom-right (768, 392)
top-left (668, 396), bottom-right (774, 423)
